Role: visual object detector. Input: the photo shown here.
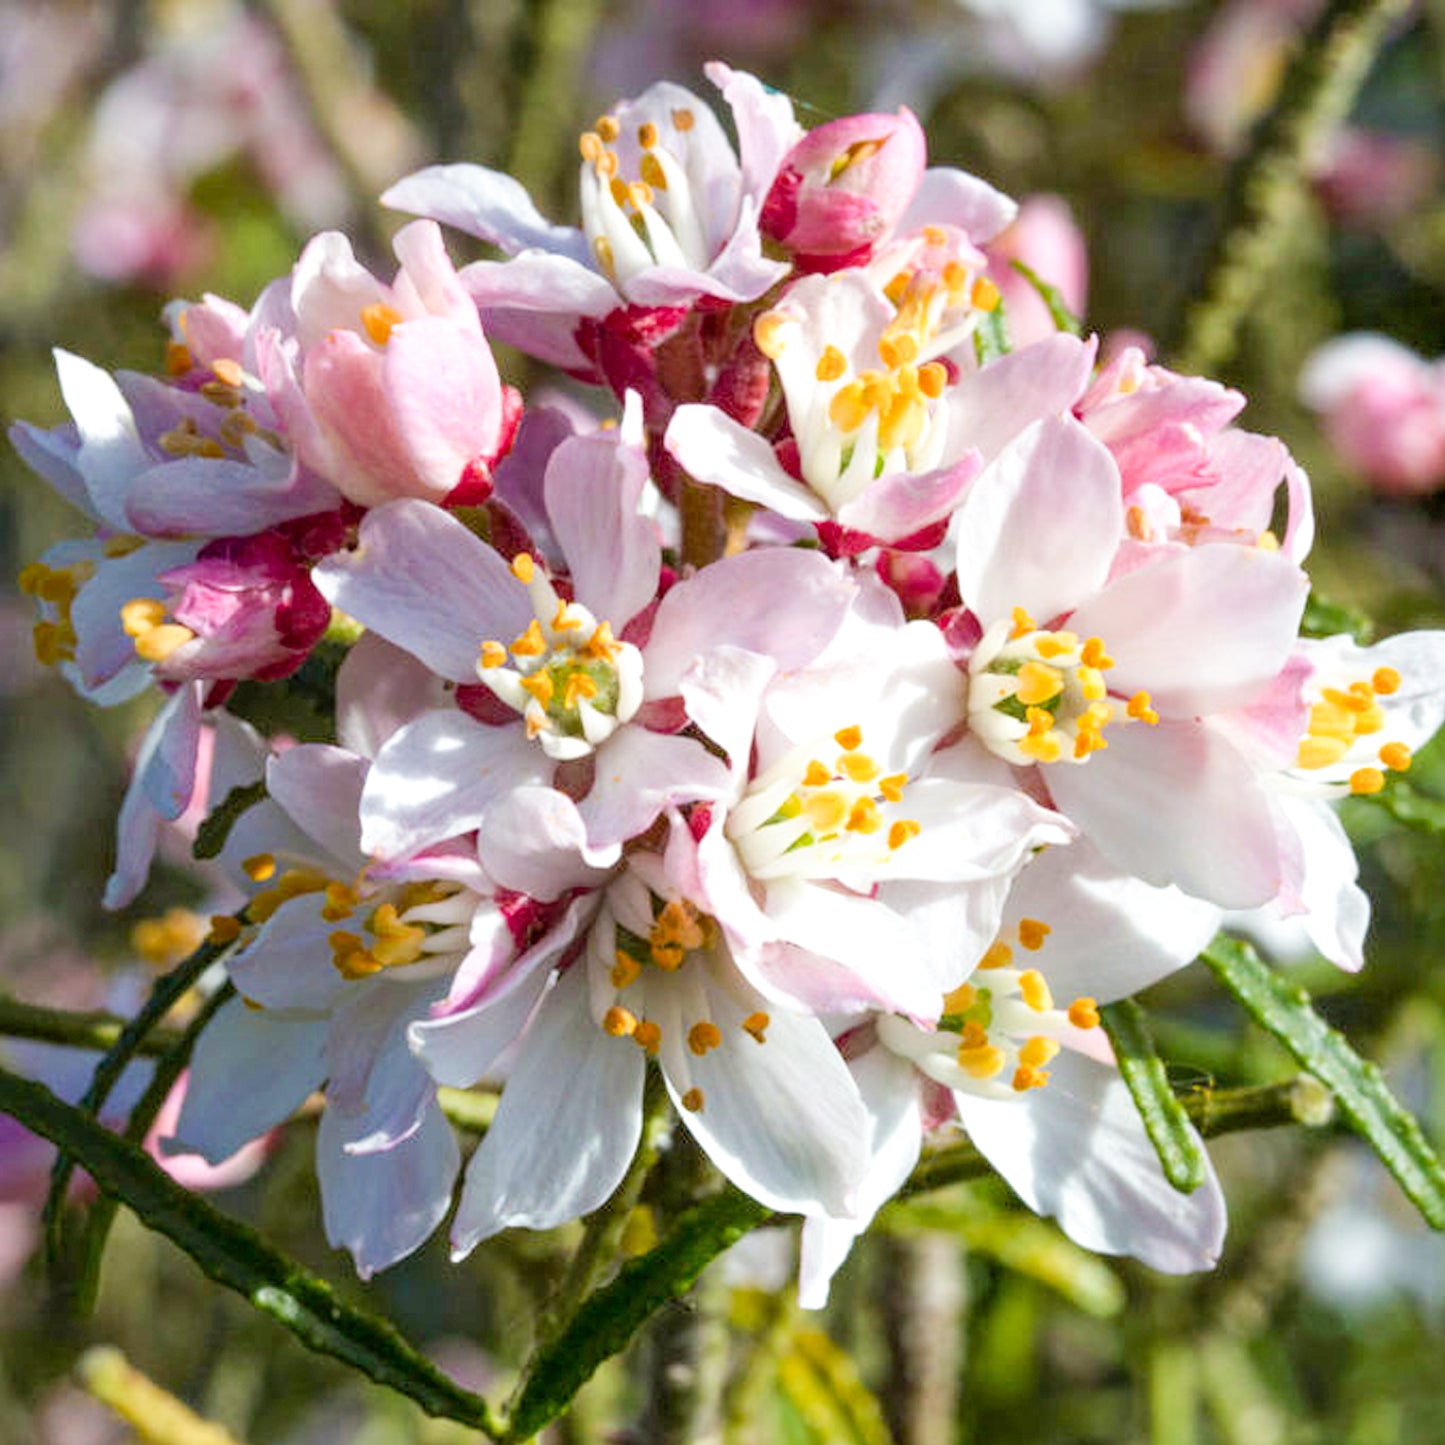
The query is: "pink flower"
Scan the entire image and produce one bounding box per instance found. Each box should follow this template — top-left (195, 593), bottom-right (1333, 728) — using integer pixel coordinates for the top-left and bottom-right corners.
top-left (1300, 334), bottom-right (1445, 498)
top-left (265, 221), bottom-right (520, 508)
top-left (985, 193), bottom-right (1088, 348)
top-left (761, 109), bottom-right (927, 268)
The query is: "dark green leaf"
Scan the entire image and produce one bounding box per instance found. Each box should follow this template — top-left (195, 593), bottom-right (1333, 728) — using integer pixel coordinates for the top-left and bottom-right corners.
top-left (1364, 778), bottom-right (1445, 835)
top-left (1301, 592), bottom-right (1373, 643)
top-left (1101, 998), bottom-right (1207, 1193)
top-left (1202, 936), bottom-right (1445, 1228)
top-left (0, 1067), bottom-right (501, 1437)
top-left (1009, 260), bottom-right (1083, 335)
top-left (193, 779), bottom-right (268, 860)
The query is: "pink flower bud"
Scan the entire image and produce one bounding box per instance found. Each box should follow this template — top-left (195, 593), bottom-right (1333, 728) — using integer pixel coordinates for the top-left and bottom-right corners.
top-left (761, 108), bottom-right (927, 266)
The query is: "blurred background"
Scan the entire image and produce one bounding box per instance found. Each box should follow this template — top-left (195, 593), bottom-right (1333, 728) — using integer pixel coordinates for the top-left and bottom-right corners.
top-left (4, 1), bottom-right (1445, 1441)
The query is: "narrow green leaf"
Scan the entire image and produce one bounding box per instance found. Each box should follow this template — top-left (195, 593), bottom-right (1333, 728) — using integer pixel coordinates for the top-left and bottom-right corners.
top-left (70, 984), bottom-right (236, 1315)
top-left (193, 780), bottom-right (268, 860)
top-left (1100, 998), bottom-right (1207, 1193)
top-left (1009, 260), bottom-right (1083, 335)
top-left (44, 934), bottom-right (232, 1273)
top-left (1202, 936), bottom-right (1445, 1228)
top-left (506, 1186), bottom-right (771, 1442)
top-left (973, 304), bottom-right (1011, 365)
top-left (0, 1067), bottom-right (502, 1438)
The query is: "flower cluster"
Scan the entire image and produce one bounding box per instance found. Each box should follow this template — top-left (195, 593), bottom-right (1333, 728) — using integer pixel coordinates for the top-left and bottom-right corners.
top-left (14, 63), bottom-right (1445, 1293)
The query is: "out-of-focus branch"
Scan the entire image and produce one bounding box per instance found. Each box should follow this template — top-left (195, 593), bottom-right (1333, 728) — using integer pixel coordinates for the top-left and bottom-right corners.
top-left (1171, 0), bottom-right (1412, 374)
top-left (80, 1346), bottom-right (249, 1445)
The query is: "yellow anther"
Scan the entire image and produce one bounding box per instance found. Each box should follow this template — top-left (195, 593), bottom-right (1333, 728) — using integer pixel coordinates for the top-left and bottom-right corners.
top-left (878, 391), bottom-right (927, 453)
top-left (1018, 709), bottom-right (1063, 764)
top-left (753, 310), bottom-right (788, 360)
top-left (828, 380), bottom-right (872, 433)
top-left (17, 562), bottom-right (49, 595)
top-left (520, 673), bottom-right (555, 707)
top-left (943, 982), bottom-right (978, 1014)
top-left (1072, 719), bottom-right (1108, 760)
top-left (35, 571), bottom-right (75, 606)
top-left (511, 552), bottom-right (536, 584)
top-left (884, 271), bottom-right (911, 305)
top-left (878, 331), bottom-right (919, 369)
top-left (579, 131), bottom-right (603, 162)
top-left (1297, 735), bottom-right (1348, 770)
top-left (958, 1044), bottom-right (1006, 1079)
top-left (321, 882), bottom-right (360, 922)
top-left (803, 759), bottom-right (833, 788)
top-left (671, 107), bottom-right (694, 131)
top-left (1372, 666), bottom-right (1401, 695)
top-left (829, 138), bottom-right (884, 181)
top-left (368, 922), bottom-right (426, 969)
top-left (1076, 666), bottom-right (1106, 702)
top-left (887, 819), bottom-right (921, 850)
top-left (1380, 741), bottom-right (1412, 772)
top-left (1015, 661), bottom-right (1064, 707)
top-left (1257, 530), bottom-right (1280, 552)
top-left (243, 853), bottom-right (277, 882)
top-left (212, 358), bottom-right (244, 388)
top-left (1033, 632), bottom-right (1076, 659)
top-left (1350, 767), bottom-right (1386, 796)
top-left (1126, 505), bottom-right (1152, 541)
top-left (1010, 607), bottom-right (1036, 640)
top-left (1127, 691), bottom-right (1160, 725)
top-left (1018, 1036), bottom-right (1061, 1069)
top-left (1308, 699), bottom-right (1356, 743)
top-left (834, 725), bottom-right (863, 751)
top-left (638, 120), bottom-right (659, 148)
top-left (595, 115), bottom-right (621, 142)
top-left (1017, 919), bottom-right (1051, 952)
top-left (639, 152), bottom-right (668, 191)
top-left (480, 640), bottom-right (507, 669)
top-left (630, 181), bottom-right (655, 208)
top-left (958, 1021), bottom-right (989, 1050)
top-left (846, 797), bottom-right (883, 834)
top-left (978, 940), bottom-right (1013, 970)
top-left (611, 952), bottom-right (641, 989)
top-left (1068, 997), bottom-right (1100, 1030)
top-left (681, 1087), bottom-right (705, 1112)
top-left (121, 598), bottom-right (166, 636)
top-left (815, 345), bottom-right (848, 382)
top-left (742, 1011), bottom-right (770, 1043)
top-left (593, 235), bottom-right (616, 278)
top-left (165, 341), bottom-right (193, 375)
top-left (32, 620), bottom-right (73, 666)
top-left (838, 751), bottom-right (880, 784)
top-left (103, 536), bottom-right (144, 559)
top-left (966, 274), bottom-right (999, 310)
top-left (330, 931), bottom-right (380, 980)
top-left (510, 619), bottom-right (546, 657)
top-left (878, 772), bottom-right (907, 803)
top-left (563, 672), bottom-right (599, 710)
top-left (604, 1005), bottom-right (638, 1037)
top-left (134, 623), bottom-right (195, 662)
top-left (360, 303), bottom-right (404, 347)
top-left (595, 150), bottom-right (619, 178)
top-left (581, 620), bottom-right (622, 661)
top-left (1080, 637), bottom-right (1114, 669)
top-left (207, 914), bottom-right (243, 945)
top-left (610, 175), bottom-right (632, 209)
top-left (199, 380), bottom-right (241, 408)
top-left (941, 260), bottom-right (969, 295)
top-left (916, 362), bottom-right (947, 399)
top-left (688, 1021), bottom-right (722, 1056)
top-left (1012, 1065), bottom-right (1049, 1092)
top-left (219, 410), bottom-right (258, 446)
top-left (922, 226), bottom-right (948, 247)
top-left (633, 1019), bottom-right (662, 1055)
top-left (1018, 969), bottom-right (1053, 1012)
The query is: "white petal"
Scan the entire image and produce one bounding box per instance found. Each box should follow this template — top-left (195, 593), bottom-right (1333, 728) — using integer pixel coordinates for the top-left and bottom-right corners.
top-left (957, 1050), bottom-right (1227, 1273)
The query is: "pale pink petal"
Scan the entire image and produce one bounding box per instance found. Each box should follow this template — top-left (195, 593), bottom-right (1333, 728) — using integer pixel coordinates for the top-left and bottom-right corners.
top-left (1047, 720), bottom-right (1285, 909)
top-left (665, 404), bottom-right (829, 522)
top-left (124, 453), bottom-right (338, 536)
top-left (1069, 545), bottom-right (1308, 716)
top-left (450, 964), bottom-right (645, 1255)
top-left (335, 633), bottom-right (452, 760)
top-left (314, 500), bottom-right (531, 682)
top-left (229, 894), bottom-right (348, 1012)
top-left (360, 710), bottom-right (547, 860)
top-left (318, 1094), bottom-right (459, 1279)
top-left (899, 167), bottom-right (1018, 243)
top-left (957, 1051), bottom-right (1226, 1272)
top-left (644, 549), bottom-right (855, 697)
top-left (835, 453), bottom-right (981, 543)
top-left (411, 957), bottom-right (557, 1087)
top-left (53, 349), bottom-right (148, 531)
top-left (578, 729), bottom-right (730, 850)
top-left (954, 415), bottom-right (1122, 627)
top-left (480, 786), bottom-right (620, 898)
top-left (266, 743), bottom-right (367, 873)
top-left (706, 60), bottom-right (801, 203)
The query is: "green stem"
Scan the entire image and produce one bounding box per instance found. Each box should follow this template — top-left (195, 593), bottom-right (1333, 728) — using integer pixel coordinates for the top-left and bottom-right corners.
top-left (0, 995), bottom-right (184, 1058)
top-left (0, 1067), bottom-right (504, 1439)
top-left (68, 985), bottom-right (236, 1315)
top-left (44, 934), bottom-right (233, 1273)
top-left (1171, 0), bottom-right (1411, 373)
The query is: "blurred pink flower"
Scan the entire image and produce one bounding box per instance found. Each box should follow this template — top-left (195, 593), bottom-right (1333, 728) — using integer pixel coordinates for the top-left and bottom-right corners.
top-left (1300, 334), bottom-right (1445, 497)
top-left (986, 193), bottom-right (1089, 347)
